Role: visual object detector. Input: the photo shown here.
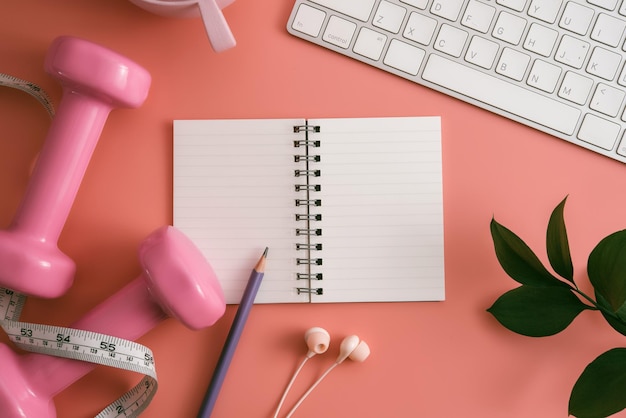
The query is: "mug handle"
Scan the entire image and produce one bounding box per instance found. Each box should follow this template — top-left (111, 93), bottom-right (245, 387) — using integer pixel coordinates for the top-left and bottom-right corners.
top-left (198, 0), bottom-right (236, 52)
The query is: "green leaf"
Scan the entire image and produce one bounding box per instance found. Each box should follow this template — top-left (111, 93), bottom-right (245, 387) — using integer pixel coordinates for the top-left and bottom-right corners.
top-left (595, 291), bottom-right (626, 337)
top-left (487, 285), bottom-right (588, 337)
top-left (569, 348), bottom-right (626, 418)
top-left (588, 230), bottom-right (626, 312)
top-left (546, 197), bottom-right (574, 283)
top-left (490, 218), bottom-right (567, 288)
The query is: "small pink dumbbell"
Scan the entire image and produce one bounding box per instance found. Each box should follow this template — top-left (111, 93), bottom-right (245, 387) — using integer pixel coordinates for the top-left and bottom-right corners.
top-left (0, 226), bottom-right (225, 418)
top-left (0, 36), bottom-right (151, 298)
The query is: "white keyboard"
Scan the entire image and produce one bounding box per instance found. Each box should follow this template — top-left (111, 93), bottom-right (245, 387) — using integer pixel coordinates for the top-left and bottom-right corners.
top-left (287, 0), bottom-right (626, 164)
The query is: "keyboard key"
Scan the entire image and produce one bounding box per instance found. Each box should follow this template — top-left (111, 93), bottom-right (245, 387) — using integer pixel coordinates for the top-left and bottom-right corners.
top-left (523, 23), bottom-right (558, 56)
top-left (404, 12), bottom-right (438, 45)
top-left (588, 0), bottom-right (619, 10)
top-left (434, 24), bottom-right (468, 57)
top-left (527, 59), bottom-right (561, 93)
top-left (590, 83), bottom-right (625, 117)
top-left (578, 114), bottom-right (620, 150)
top-left (323, 15), bottom-right (357, 49)
top-left (400, 0), bottom-right (428, 9)
top-left (559, 2), bottom-right (594, 35)
top-left (430, 0), bottom-right (465, 21)
top-left (586, 46), bottom-right (621, 80)
top-left (291, 4), bottom-right (326, 37)
top-left (373, 1), bottom-right (407, 34)
top-left (528, 0), bottom-right (561, 23)
top-left (384, 39), bottom-right (426, 75)
top-left (591, 13), bottom-right (626, 47)
top-left (496, 47), bottom-right (530, 81)
top-left (461, 0), bottom-right (496, 33)
top-left (309, 0), bottom-right (376, 21)
top-left (493, 11), bottom-right (527, 45)
top-left (555, 35), bottom-right (590, 69)
top-left (465, 36), bottom-right (499, 69)
top-left (354, 27), bottom-right (387, 60)
top-left (558, 71), bottom-right (594, 105)
top-left (422, 55), bottom-right (581, 135)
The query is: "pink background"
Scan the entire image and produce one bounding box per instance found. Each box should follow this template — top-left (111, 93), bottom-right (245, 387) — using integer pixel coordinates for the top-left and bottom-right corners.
top-left (2, 1), bottom-right (626, 417)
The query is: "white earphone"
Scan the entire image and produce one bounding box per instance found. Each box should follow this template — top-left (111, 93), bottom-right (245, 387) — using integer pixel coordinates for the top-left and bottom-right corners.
top-left (304, 326), bottom-right (330, 358)
top-left (273, 327), bottom-right (370, 418)
top-left (335, 334), bottom-right (370, 364)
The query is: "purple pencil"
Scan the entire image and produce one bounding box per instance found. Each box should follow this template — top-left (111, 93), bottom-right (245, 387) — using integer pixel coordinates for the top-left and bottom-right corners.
top-left (197, 247), bottom-right (268, 417)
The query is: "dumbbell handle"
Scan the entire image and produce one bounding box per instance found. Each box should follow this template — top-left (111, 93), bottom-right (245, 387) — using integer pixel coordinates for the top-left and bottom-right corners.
top-left (12, 93), bottom-right (111, 240)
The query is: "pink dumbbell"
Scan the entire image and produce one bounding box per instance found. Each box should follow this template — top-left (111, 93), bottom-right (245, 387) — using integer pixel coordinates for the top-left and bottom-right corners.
top-left (0, 36), bottom-right (151, 298)
top-left (0, 225), bottom-right (225, 418)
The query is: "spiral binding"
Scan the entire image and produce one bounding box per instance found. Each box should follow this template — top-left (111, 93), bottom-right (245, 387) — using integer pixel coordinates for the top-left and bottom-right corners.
top-left (293, 139), bottom-right (320, 147)
top-left (293, 125), bottom-right (320, 133)
top-left (296, 273), bottom-right (323, 280)
top-left (293, 122), bottom-right (323, 298)
top-left (294, 155), bottom-right (321, 162)
top-left (294, 169), bottom-right (321, 177)
top-left (295, 243), bottom-right (322, 250)
top-left (295, 184), bottom-right (321, 192)
top-left (295, 199), bottom-right (321, 207)
top-left (296, 287), bottom-right (323, 295)
top-left (295, 214), bottom-right (321, 221)
top-left (296, 256), bottom-right (322, 265)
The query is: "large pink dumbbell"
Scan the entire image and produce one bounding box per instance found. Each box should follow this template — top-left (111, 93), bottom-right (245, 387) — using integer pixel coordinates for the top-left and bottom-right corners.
top-left (0, 36), bottom-right (151, 298)
top-left (0, 226), bottom-right (225, 418)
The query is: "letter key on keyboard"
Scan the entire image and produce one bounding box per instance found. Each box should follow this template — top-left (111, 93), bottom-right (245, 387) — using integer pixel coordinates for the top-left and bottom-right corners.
top-left (287, 0), bottom-right (626, 164)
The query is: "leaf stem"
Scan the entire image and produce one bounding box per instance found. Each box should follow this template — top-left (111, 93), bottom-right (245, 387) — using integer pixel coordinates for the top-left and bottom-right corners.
top-left (570, 286), bottom-right (620, 319)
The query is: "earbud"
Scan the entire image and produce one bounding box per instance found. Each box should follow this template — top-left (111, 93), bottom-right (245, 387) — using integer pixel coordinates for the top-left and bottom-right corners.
top-left (283, 333), bottom-right (371, 418)
top-left (274, 329), bottom-right (371, 418)
top-left (273, 327), bottom-right (332, 417)
top-left (336, 335), bottom-right (370, 364)
top-left (304, 326), bottom-right (330, 357)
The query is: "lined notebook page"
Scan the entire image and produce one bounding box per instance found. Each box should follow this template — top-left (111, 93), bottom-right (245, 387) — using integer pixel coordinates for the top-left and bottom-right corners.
top-left (173, 117), bottom-right (445, 304)
top-left (174, 119), bottom-right (309, 303)
top-left (308, 117), bottom-right (444, 302)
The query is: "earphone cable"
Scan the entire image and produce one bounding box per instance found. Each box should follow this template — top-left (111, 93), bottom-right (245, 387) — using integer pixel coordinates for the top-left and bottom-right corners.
top-left (273, 356), bottom-right (310, 418)
top-left (285, 362), bottom-right (338, 418)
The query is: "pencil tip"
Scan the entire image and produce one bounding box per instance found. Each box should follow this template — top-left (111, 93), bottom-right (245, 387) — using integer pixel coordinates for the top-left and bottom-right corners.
top-left (254, 247), bottom-right (269, 273)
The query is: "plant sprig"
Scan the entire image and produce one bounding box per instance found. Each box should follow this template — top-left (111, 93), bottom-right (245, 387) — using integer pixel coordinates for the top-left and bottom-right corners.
top-left (488, 196), bottom-right (626, 417)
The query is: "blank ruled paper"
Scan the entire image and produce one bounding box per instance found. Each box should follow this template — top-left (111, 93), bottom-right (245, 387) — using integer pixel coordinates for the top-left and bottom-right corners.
top-left (173, 117), bottom-right (444, 304)
top-left (308, 117), bottom-right (444, 302)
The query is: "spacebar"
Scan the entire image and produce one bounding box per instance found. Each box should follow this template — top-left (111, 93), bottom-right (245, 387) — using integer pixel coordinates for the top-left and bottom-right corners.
top-left (422, 55), bottom-right (581, 135)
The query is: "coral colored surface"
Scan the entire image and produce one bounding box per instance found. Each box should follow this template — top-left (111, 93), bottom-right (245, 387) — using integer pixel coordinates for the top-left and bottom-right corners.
top-left (2, 1), bottom-right (626, 417)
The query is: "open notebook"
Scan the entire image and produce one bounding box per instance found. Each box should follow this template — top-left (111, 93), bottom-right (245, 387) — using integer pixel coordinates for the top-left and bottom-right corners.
top-left (173, 117), bottom-right (445, 304)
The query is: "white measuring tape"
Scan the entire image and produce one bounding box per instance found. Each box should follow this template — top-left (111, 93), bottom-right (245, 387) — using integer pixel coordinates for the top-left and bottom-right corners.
top-left (0, 289), bottom-right (158, 417)
top-left (0, 73), bottom-right (55, 118)
top-left (0, 75), bottom-right (159, 417)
